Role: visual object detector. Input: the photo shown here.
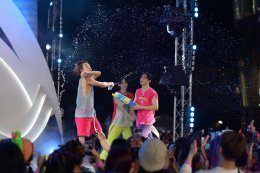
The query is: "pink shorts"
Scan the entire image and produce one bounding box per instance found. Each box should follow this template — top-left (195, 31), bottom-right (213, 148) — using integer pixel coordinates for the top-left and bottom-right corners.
top-left (75, 117), bottom-right (102, 137)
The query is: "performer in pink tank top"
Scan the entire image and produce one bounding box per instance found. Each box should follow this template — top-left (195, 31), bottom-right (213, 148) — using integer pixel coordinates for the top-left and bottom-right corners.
top-left (133, 72), bottom-right (160, 139)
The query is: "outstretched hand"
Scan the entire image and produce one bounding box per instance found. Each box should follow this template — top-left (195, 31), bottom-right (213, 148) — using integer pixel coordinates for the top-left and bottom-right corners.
top-left (107, 82), bottom-right (114, 88)
top-left (201, 135), bottom-right (210, 150)
top-left (132, 103), bottom-right (140, 110)
top-left (189, 140), bottom-right (198, 158)
top-left (89, 147), bottom-right (101, 160)
top-left (36, 154), bottom-right (46, 170)
top-left (247, 120), bottom-right (256, 134)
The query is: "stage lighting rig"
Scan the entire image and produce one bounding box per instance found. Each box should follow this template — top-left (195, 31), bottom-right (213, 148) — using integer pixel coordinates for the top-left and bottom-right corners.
top-left (160, 4), bottom-right (190, 36)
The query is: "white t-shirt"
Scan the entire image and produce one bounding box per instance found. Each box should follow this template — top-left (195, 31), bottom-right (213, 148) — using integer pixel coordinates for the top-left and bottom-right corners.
top-left (196, 166), bottom-right (244, 173)
top-left (180, 163), bottom-right (244, 173)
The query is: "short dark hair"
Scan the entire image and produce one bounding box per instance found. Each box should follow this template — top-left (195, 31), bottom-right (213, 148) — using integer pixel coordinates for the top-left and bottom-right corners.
top-left (45, 149), bottom-right (75, 173)
top-left (119, 78), bottom-right (128, 84)
top-left (73, 60), bottom-right (89, 76)
top-left (60, 139), bottom-right (85, 165)
top-left (142, 72), bottom-right (153, 81)
top-left (0, 139), bottom-right (26, 173)
top-left (105, 139), bottom-right (132, 173)
top-left (220, 131), bottom-right (246, 161)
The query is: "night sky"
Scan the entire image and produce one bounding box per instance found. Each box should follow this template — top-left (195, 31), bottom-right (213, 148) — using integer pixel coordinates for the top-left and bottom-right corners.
top-left (38, 0), bottom-right (260, 135)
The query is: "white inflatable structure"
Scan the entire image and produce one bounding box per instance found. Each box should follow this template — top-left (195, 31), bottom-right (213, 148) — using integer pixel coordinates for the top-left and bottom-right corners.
top-left (0, 1), bottom-right (62, 142)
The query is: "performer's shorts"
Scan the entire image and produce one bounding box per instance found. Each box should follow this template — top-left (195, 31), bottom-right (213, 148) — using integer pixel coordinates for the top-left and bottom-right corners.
top-left (75, 117), bottom-right (102, 137)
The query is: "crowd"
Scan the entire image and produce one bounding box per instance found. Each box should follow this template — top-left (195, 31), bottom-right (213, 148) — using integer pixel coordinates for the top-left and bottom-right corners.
top-left (2, 61), bottom-right (260, 173)
top-left (1, 120), bottom-right (260, 173)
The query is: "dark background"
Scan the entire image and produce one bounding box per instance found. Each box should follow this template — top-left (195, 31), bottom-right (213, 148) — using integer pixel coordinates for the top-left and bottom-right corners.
top-left (38, 0), bottom-right (260, 138)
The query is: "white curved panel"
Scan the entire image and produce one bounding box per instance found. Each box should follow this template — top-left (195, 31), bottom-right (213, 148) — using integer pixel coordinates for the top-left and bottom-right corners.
top-left (0, 1), bottom-right (62, 141)
top-left (0, 57), bottom-right (31, 136)
top-left (0, 57), bottom-right (32, 106)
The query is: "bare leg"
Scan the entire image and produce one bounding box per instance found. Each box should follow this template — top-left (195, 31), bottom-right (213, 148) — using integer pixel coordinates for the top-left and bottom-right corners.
top-left (78, 136), bottom-right (85, 145)
top-left (96, 132), bottom-right (110, 152)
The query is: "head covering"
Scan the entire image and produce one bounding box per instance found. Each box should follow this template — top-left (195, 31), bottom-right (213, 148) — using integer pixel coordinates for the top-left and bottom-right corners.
top-left (138, 138), bottom-right (167, 172)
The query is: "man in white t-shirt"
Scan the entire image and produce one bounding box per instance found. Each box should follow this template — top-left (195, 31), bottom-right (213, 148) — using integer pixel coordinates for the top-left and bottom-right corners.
top-left (180, 131), bottom-right (246, 173)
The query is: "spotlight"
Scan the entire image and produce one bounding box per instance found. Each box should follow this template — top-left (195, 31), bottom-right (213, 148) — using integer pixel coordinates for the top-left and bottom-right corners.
top-left (59, 33), bottom-right (63, 38)
top-left (57, 58), bottom-right (62, 63)
top-left (46, 44), bottom-right (51, 50)
top-left (44, 143), bottom-right (59, 155)
top-left (194, 12), bottom-right (199, 18)
top-left (188, 106), bottom-right (195, 130)
top-left (50, 1), bottom-right (53, 6)
top-left (49, 149), bottom-right (55, 154)
top-left (218, 120), bottom-right (223, 124)
top-left (194, 7), bottom-right (198, 12)
top-left (192, 45), bottom-right (197, 50)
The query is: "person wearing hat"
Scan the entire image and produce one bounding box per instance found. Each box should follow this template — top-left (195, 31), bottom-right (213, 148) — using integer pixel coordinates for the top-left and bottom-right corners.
top-left (138, 138), bottom-right (170, 173)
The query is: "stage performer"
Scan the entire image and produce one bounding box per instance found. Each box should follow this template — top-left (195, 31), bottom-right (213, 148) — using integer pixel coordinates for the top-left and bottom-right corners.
top-left (100, 78), bottom-right (136, 160)
top-left (133, 72), bottom-right (160, 140)
top-left (73, 60), bottom-right (114, 152)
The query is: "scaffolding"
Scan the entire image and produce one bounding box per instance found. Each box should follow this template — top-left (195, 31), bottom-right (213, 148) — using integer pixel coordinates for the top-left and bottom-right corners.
top-left (47, 0), bottom-right (63, 109)
top-left (161, 0), bottom-right (197, 141)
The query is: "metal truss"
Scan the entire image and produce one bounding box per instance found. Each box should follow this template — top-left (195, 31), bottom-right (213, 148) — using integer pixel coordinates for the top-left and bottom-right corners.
top-left (172, 0), bottom-right (195, 141)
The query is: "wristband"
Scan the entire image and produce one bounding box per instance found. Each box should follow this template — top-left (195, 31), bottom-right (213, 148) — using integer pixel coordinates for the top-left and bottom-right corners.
top-left (185, 161), bottom-right (192, 167)
top-left (96, 160), bottom-right (104, 167)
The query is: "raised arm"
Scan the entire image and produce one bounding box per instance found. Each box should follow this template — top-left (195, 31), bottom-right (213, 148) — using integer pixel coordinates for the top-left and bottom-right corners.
top-left (86, 77), bottom-right (114, 88)
top-left (81, 70), bottom-right (101, 79)
top-left (179, 140), bottom-right (198, 173)
top-left (90, 71), bottom-right (101, 79)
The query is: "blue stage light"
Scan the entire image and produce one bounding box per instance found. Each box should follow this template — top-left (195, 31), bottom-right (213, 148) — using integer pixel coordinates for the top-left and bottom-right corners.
top-left (194, 12), bottom-right (199, 18)
top-left (57, 58), bottom-right (62, 63)
top-left (46, 44), bottom-right (51, 50)
top-left (190, 123), bottom-right (194, 128)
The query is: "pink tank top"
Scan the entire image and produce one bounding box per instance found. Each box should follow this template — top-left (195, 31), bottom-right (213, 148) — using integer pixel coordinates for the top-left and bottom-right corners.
top-left (135, 88), bottom-right (158, 126)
